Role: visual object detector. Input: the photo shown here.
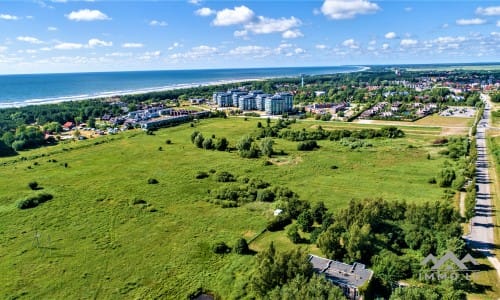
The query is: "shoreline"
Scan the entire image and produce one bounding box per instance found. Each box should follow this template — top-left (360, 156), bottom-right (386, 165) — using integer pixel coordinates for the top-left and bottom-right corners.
top-left (0, 66), bottom-right (369, 109)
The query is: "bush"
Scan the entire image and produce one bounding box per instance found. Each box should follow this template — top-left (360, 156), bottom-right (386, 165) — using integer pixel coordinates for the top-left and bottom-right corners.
top-left (297, 140), bottom-right (319, 151)
top-left (196, 171), bottom-right (209, 179)
top-left (234, 238), bottom-right (249, 254)
top-left (256, 189), bottom-right (275, 202)
top-left (131, 198), bottom-right (147, 205)
top-left (28, 181), bottom-right (39, 190)
top-left (267, 214), bottom-right (292, 231)
top-left (209, 169), bottom-right (216, 174)
top-left (330, 165), bottom-right (338, 170)
top-left (148, 178), bottom-right (159, 184)
top-left (216, 171), bottom-right (236, 182)
top-left (263, 160), bottom-right (273, 166)
top-left (17, 193), bottom-right (53, 209)
top-left (287, 224), bottom-right (301, 243)
top-left (428, 177), bottom-right (437, 184)
top-left (212, 242), bottom-right (231, 254)
top-left (165, 139), bottom-right (172, 144)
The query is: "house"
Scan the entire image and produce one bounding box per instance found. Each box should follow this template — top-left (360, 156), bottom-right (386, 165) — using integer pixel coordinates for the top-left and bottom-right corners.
top-left (62, 122), bottom-right (74, 131)
top-left (309, 254), bottom-right (373, 300)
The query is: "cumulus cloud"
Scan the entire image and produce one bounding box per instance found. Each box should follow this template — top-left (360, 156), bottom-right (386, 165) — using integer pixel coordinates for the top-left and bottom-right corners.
top-left (234, 30), bottom-right (248, 37)
top-left (54, 42), bottom-right (84, 50)
top-left (88, 38), bottom-right (112, 47)
top-left (122, 43), bottom-right (144, 48)
top-left (382, 43), bottom-right (390, 50)
top-left (244, 16), bottom-right (301, 35)
top-left (229, 45), bottom-right (269, 56)
top-left (48, 26), bottom-right (58, 31)
top-left (0, 14), bottom-right (19, 20)
top-left (316, 44), bottom-right (328, 50)
top-left (188, 0), bottom-right (202, 5)
top-left (497, 20), bottom-right (500, 27)
top-left (384, 32), bottom-right (397, 39)
top-left (168, 42), bottom-right (182, 50)
top-left (17, 36), bottom-right (43, 44)
top-left (342, 38), bottom-right (359, 49)
top-left (0, 46), bottom-right (7, 52)
top-left (105, 52), bottom-right (132, 57)
top-left (400, 39), bottom-right (418, 47)
top-left (282, 29), bottom-right (303, 39)
top-left (294, 48), bottom-right (305, 54)
top-left (195, 7), bottom-right (215, 17)
top-left (320, 0), bottom-right (380, 20)
top-left (476, 6), bottom-right (500, 16)
top-left (213, 6), bottom-right (254, 26)
top-left (149, 20), bottom-right (167, 26)
top-left (170, 45), bottom-right (218, 60)
top-left (66, 9), bottom-right (110, 21)
top-left (456, 18), bottom-right (486, 25)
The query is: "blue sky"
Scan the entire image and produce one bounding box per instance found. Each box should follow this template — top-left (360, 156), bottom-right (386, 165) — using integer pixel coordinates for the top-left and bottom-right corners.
top-left (0, 0), bottom-right (499, 74)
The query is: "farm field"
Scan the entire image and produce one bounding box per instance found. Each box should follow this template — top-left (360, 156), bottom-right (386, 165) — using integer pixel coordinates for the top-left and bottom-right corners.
top-left (0, 117), bottom-right (464, 298)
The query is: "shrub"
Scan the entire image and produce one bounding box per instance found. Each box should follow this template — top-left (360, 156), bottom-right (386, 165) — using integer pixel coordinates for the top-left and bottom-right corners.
top-left (158, 146), bottom-right (163, 151)
top-left (214, 137), bottom-right (228, 151)
top-left (330, 165), bottom-right (338, 170)
top-left (267, 214), bottom-right (292, 231)
top-left (297, 140), bottom-right (319, 151)
top-left (287, 224), bottom-right (301, 243)
top-left (148, 178), bottom-right (159, 184)
top-left (132, 198), bottom-right (147, 205)
top-left (17, 193), bottom-right (53, 209)
top-left (234, 238), bottom-right (249, 254)
top-left (28, 181), bottom-right (39, 190)
top-left (216, 171), bottom-right (236, 182)
top-left (256, 189), bottom-right (275, 202)
top-left (212, 242), bottom-right (231, 254)
top-left (165, 139), bottom-right (172, 144)
top-left (263, 160), bottom-right (273, 166)
top-left (209, 169), bottom-right (217, 174)
top-left (196, 171), bottom-right (209, 179)
top-left (428, 177), bottom-right (437, 184)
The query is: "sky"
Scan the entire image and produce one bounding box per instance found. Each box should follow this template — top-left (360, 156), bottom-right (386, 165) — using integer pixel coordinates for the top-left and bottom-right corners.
top-left (0, 0), bottom-right (499, 74)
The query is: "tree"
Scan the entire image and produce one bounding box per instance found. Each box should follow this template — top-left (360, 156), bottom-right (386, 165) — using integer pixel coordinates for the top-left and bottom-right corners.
top-left (73, 129), bottom-right (81, 139)
top-left (437, 168), bottom-right (455, 188)
top-left (311, 201), bottom-right (328, 224)
top-left (287, 224), bottom-right (301, 243)
top-left (214, 137), bottom-right (228, 151)
top-left (317, 222), bottom-right (345, 260)
top-left (345, 223), bottom-right (375, 263)
top-left (297, 210), bottom-right (314, 232)
top-left (212, 242), bottom-right (231, 254)
top-left (234, 238), bottom-right (249, 254)
top-left (87, 117), bottom-right (96, 129)
top-left (194, 133), bottom-right (204, 148)
top-left (259, 137), bottom-right (274, 157)
top-left (190, 131), bottom-right (200, 143)
top-left (202, 137), bottom-right (213, 150)
top-left (43, 122), bottom-right (62, 134)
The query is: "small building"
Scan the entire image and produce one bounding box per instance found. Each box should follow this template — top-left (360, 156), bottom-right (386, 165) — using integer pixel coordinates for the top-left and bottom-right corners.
top-left (309, 254), bottom-right (373, 300)
top-left (62, 122), bottom-right (74, 131)
top-left (273, 209), bottom-right (283, 216)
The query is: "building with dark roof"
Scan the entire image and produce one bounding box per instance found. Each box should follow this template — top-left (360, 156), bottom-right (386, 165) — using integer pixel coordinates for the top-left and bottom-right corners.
top-left (309, 254), bottom-right (373, 300)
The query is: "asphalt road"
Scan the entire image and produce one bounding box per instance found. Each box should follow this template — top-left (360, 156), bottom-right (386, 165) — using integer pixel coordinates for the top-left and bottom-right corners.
top-left (464, 96), bottom-right (500, 281)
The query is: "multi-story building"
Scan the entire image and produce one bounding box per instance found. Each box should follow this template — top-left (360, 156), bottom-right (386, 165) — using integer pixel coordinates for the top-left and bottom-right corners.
top-left (239, 95), bottom-right (257, 111)
top-left (256, 93), bottom-right (271, 111)
top-left (232, 91), bottom-right (247, 108)
top-left (265, 92), bottom-right (294, 115)
top-left (213, 92), bottom-right (232, 107)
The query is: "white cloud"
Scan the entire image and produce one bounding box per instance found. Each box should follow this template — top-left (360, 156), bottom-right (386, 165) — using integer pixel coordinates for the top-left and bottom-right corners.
top-left (168, 42), bottom-right (182, 50)
top-left (17, 36), bottom-right (43, 44)
top-left (40, 47), bottom-right (52, 51)
top-left (315, 44), bottom-right (328, 50)
top-left (48, 26), bottom-right (58, 31)
top-left (195, 7), bottom-right (215, 17)
top-left (400, 39), bottom-right (418, 47)
top-left (0, 14), bottom-right (19, 20)
top-left (282, 29), bottom-right (303, 39)
top-left (245, 16), bottom-right (301, 35)
top-left (384, 32), bottom-right (397, 39)
top-left (188, 0), bottom-right (202, 5)
top-left (456, 18), bottom-right (486, 25)
top-left (404, 7), bottom-right (413, 12)
top-left (476, 6), bottom-right (500, 16)
top-left (442, 23), bottom-right (449, 28)
top-left (342, 38), bottom-right (359, 49)
top-left (54, 42), bottom-right (84, 50)
top-left (213, 6), bottom-right (254, 26)
top-left (294, 48), bottom-right (305, 54)
top-left (320, 0), bottom-right (380, 20)
top-left (105, 52), bottom-right (132, 57)
top-left (170, 45), bottom-right (218, 60)
top-left (497, 20), bottom-right (500, 27)
top-left (139, 51), bottom-right (161, 60)
top-left (229, 45), bottom-right (268, 56)
top-left (382, 43), bottom-right (390, 50)
top-left (122, 43), bottom-right (144, 48)
top-left (66, 9), bottom-right (110, 21)
top-left (431, 36), bottom-right (466, 44)
top-left (149, 20), bottom-right (167, 26)
top-left (0, 46), bottom-right (7, 52)
top-left (234, 30), bottom-right (248, 37)
top-left (88, 38), bottom-right (112, 47)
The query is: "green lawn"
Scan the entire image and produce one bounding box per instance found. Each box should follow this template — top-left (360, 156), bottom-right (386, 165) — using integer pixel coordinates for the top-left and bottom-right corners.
top-left (0, 117), bottom-right (457, 298)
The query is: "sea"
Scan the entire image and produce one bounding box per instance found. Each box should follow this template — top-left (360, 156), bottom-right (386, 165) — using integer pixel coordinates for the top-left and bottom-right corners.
top-left (0, 66), bottom-right (367, 108)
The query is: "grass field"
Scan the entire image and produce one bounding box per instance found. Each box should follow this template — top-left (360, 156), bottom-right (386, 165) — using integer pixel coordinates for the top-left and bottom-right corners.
top-left (0, 117), bottom-right (470, 298)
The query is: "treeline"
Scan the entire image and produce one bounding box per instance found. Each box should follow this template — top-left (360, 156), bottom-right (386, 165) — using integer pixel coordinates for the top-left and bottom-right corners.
top-left (279, 126), bottom-right (404, 142)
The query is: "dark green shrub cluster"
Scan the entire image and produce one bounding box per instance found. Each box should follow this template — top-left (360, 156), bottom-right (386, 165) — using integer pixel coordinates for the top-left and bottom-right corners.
top-left (216, 171), bottom-right (236, 182)
top-left (195, 171), bottom-right (209, 179)
top-left (148, 178), bottom-right (159, 184)
top-left (190, 131), bottom-right (228, 151)
top-left (17, 193), bottom-right (53, 209)
top-left (297, 140), bottom-right (319, 151)
top-left (28, 181), bottom-right (39, 190)
top-left (212, 242), bottom-right (231, 254)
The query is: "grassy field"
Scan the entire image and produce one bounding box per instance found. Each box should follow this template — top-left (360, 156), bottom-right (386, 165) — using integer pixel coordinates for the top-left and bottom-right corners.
top-left (0, 117), bottom-right (470, 298)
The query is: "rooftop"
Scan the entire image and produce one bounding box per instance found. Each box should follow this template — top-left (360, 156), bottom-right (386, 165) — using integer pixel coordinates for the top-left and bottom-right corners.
top-left (308, 254), bottom-right (373, 288)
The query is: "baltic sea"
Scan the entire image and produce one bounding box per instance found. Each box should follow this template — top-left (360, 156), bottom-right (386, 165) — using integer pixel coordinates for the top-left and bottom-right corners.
top-left (0, 66), bottom-right (365, 107)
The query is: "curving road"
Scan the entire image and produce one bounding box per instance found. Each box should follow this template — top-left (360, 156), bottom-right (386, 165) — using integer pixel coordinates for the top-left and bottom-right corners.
top-left (463, 95), bottom-right (500, 281)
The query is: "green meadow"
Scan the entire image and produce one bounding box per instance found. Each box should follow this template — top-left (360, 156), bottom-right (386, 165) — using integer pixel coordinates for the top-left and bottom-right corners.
top-left (0, 117), bottom-right (455, 299)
